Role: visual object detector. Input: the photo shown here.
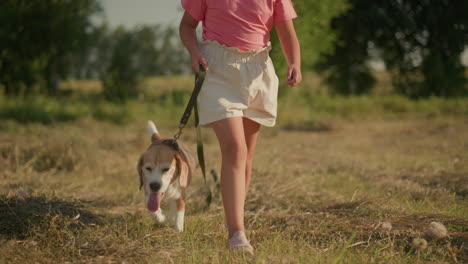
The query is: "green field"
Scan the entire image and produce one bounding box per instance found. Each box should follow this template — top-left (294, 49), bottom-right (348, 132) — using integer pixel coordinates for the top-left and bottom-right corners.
top-left (0, 76), bottom-right (467, 263)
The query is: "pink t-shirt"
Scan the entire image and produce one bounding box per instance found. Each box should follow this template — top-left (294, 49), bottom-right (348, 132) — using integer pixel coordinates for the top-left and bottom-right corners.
top-left (181, 0), bottom-right (297, 51)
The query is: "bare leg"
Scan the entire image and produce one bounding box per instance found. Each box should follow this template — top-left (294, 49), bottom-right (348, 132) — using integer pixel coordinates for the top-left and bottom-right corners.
top-left (242, 117), bottom-right (261, 198)
top-left (209, 117), bottom-right (248, 238)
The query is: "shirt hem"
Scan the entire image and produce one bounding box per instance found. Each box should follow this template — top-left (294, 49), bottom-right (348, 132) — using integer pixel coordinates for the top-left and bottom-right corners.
top-left (202, 39), bottom-right (272, 54)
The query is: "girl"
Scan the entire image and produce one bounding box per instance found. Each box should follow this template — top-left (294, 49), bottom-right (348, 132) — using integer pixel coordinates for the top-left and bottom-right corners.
top-left (179, 0), bottom-right (301, 254)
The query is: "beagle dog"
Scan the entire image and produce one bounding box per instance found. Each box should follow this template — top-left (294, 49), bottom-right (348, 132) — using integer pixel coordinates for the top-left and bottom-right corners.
top-left (137, 121), bottom-right (195, 231)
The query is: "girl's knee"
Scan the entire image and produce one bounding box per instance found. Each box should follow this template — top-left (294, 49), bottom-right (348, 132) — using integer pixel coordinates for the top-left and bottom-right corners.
top-left (220, 140), bottom-right (248, 160)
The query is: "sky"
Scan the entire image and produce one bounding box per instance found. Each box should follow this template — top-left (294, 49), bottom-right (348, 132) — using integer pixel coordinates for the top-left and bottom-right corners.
top-left (100, 0), bottom-right (182, 28)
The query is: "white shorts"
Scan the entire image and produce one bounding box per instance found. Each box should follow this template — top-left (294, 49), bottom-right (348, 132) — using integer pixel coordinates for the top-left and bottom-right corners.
top-left (197, 40), bottom-right (279, 127)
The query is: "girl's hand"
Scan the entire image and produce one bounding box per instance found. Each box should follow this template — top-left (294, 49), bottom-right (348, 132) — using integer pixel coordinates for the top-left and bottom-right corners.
top-left (287, 64), bottom-right (302, 87)
top-left (190, 50), bottom-right (209, 72)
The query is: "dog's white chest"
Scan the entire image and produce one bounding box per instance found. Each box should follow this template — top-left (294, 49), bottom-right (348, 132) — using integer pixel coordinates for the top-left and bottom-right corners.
top-left (164, 182), bottom-right (182, 200)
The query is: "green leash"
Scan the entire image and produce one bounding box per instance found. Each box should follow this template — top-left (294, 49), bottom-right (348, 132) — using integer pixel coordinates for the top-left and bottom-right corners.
top-left (193, 101), bottom-right (207, 183)
top-left (173, 66), bottom-right (211, 206)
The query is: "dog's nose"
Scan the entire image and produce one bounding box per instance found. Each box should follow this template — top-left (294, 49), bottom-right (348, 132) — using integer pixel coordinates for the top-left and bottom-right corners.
top-left (149, 182), bottom-right (161, 192)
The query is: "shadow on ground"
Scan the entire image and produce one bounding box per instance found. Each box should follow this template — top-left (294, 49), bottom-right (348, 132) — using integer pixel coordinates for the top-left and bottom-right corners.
top-left (0, 194), bottom-right (101, 240)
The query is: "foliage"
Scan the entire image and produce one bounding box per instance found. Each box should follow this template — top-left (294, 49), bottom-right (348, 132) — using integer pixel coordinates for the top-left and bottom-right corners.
top-left (101, 26), bottom-right (144, 101)
top-left (320, 0), bottom-right (468, 97)
top-left (380, 0), bottom-right (468, 97)
top-left (315, 0), bottom-right (377, 95)
top-left (2, 77), bottom-right (468, 127)
top-left (2, 0), bottom-right (467, 99)
top-left (269, 0), bottom-right (349, 96)
top-left (0, 1), bottom-right (189, 99)
top-left (0, 0), bottom-right (101, 96)
top-left (100, 26), bottom-right (189, 101)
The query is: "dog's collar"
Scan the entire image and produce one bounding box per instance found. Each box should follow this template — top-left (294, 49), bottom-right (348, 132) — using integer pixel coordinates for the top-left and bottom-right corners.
top-left (161, 139), bottom-right (180, 151)
top-left (147, 139), bottom-right (180, 152)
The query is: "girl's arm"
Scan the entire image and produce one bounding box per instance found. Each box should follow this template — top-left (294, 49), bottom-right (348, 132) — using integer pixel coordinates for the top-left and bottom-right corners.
top-left (179, 11), bottom-right (209, 72)
top-left (275, 19), bottom-right (301, 87)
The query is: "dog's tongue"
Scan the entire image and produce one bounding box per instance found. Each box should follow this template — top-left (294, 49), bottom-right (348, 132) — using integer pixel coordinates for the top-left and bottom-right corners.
top-left (147, 192), bottom-right (161, 212)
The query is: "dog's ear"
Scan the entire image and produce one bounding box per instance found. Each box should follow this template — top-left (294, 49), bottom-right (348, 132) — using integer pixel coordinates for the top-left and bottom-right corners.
top-left (137, 154), bottom-right (144, 190)
top-left (147, 121), bottom-right (162, 143)
top-left (151, 134), bottom-right (161, 142)
top-left (175, 153), bottom-right (189, 189)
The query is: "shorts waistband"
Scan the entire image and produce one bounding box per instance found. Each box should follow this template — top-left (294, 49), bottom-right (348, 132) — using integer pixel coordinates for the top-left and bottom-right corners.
top-left (201, 40), bottom-right (271, 65)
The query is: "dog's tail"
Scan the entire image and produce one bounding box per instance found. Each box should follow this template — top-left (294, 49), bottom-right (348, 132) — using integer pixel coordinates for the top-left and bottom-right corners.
top-left (147, 121), bottom-right (161, 141)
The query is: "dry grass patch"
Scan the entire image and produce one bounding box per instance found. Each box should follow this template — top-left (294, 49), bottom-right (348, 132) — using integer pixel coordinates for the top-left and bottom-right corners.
top-left (0, 113), bottom-right (467, 263)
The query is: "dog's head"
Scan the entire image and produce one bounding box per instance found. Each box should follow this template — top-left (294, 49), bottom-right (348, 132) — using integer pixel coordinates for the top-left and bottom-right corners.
top-left (137, 121), bottom-right (193, 212)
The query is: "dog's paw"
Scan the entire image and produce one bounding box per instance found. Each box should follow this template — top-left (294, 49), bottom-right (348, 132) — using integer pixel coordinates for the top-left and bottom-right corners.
top-left (149, 210), bottom-right (167, 224)
top-left (174, 211), bottom-right (185, 232)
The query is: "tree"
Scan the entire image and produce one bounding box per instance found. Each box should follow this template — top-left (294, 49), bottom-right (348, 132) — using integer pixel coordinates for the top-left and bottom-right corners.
top-left (379, 0), bottom-right (468, 97)
top-left (269, 0), bottom-right (349, 96)
top-left (315, 0), bottom-right (377, 95)
top-left (158, 27), bottom-right (190, 75)
top-left (0, 0), bottom-right (101, 96)
top-left (320, 0), bottom-right (468, 97)
top-left (101, 25), bottom-right (190, 101)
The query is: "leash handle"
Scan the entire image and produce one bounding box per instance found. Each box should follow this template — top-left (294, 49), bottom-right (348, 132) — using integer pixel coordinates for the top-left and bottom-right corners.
top-left (198, 63), bottom-right (206, 73)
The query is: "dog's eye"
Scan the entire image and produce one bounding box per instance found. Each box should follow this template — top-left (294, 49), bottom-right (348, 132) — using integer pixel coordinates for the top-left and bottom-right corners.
top-left (145, 167), bottom-right (152, 172)
top-left (162, 168), bottom-right (169, 173)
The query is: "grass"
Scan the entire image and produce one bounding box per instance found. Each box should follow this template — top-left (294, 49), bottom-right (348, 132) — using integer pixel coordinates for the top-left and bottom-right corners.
top-left (0, 76), bottom-right (467, 263)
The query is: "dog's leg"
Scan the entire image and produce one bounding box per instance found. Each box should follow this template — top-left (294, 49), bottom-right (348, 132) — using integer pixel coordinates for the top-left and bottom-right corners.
top-left (174, 197), bottom-right (185, 232)
top-left (149, 209), bottom-right (167, 224)
top-left (169, 199), bottom-right (177, 224)
top-left (155, 209), bottom-right (167, 223)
